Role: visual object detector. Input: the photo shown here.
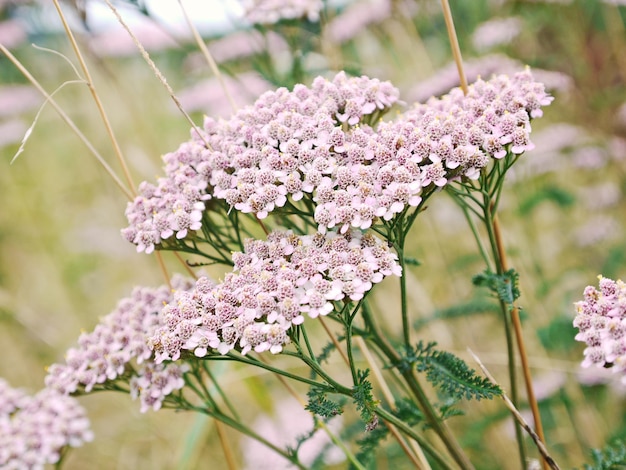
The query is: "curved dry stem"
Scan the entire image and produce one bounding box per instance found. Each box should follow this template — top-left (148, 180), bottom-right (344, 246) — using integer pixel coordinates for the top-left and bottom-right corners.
top-left (0, 43), bottom-right (133, 201)
top-left (53, 0), bottom-right (137, 197)
top-left (103, 0), bottom-right (212, 150)
top-left (177, 0), bottom-right (238, 113)
top-left (469, 349), bottom-right (561, 470)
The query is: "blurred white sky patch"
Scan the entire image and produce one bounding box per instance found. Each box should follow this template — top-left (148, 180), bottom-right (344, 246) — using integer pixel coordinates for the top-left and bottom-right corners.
top-left (85, 0), bottom-right (245, 35)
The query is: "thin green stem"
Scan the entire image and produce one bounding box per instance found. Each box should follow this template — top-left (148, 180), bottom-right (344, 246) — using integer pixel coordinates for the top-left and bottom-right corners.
top-left (360, 301), bottom-right (475, 470)
top-left (201, 362), bottom-right (241, 420)
top-left (345, 300), bottom-right (364, 384)
top-left (374, 406), bottom-right (454, 470)
top-left (210, 353), bottom-right (334, 390)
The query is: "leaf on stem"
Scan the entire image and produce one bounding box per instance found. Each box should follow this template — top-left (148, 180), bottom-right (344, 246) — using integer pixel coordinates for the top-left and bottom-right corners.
top-left (410, 342), bottom-right (502, 401)
top-left (352, 370), bottom-right (379, 429)
top-left (305, 387), bottom-right (344, 419)
top-left (583, 440), bottom-right (626, 470)
top-left (473, 269), bottom-right (520, 306)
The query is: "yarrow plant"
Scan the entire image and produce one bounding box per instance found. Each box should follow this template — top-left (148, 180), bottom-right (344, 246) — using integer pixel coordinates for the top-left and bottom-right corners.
top-left (574, 276), bottom-right (626, 376)
top-left (0, 379), bottom-right (93, 469)
top-left (45, 276), bottom-right (194, 412)
top-left (48, 65), bottom-right (553, 469)
top-left (13, 0), bottom-right (622, 468)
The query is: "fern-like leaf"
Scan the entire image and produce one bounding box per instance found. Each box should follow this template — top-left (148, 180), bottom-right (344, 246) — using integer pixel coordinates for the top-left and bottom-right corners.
top-left (352, 370), bottom-right (378, 428)
top-left (583, 440), bottom-right (626, 470)
top-left (305, 387), bottom-right (344, 418)
top-left (414, 342), bottom-right (502, 401)
top-left (473, 269), bottom-right (520, 306)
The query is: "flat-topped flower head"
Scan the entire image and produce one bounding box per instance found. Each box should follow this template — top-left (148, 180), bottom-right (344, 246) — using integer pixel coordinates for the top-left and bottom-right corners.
top-left (400, 69), bottom-right (552, 182)
top-left (122, 137), bottom-right (211, 254)
top-left (45, 276), bottom-right (194, 412)
top-left (574, 276), bottom-right (626, 380)
top-left (123, 70), bottom-right (551, 246)
top-left (0, 380), bottom-right (93, 468)
top-left (150, 229), bottom-right (401, 361)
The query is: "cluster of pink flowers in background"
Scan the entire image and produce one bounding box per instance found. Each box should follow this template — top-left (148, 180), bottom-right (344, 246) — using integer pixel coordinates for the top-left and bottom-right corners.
top-left (150, 229), bottom-right (401, 361)
top-left (123, 70), bottom-right (552, 253)
top-left (0, 379), bottom-right (93, 469)
top-left (242, 0), bottom-right (324, 24)
top-left (574, 276), bottom-right (626, 377)
top-left (45, 276), bottom-right (194, 412)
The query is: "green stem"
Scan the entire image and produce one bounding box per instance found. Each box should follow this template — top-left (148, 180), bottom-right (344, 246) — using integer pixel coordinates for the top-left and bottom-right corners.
top-left (201, 361), bottom-right (241, 420)
top-left (482, 196), bottom-right (527, 467)
top-left (195, 404), bottom-right (307, 469)
top-left (361, 302), bottom-right (475, 470)
top-left (345, 300), bottom-right (364, 385)
top-left (210, 353), bottom-right (334, 390)
top-left (375, 406), bottom-right (455, 470)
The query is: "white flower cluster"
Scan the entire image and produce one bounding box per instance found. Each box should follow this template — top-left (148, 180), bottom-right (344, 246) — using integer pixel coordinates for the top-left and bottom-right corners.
top-left (574, 276), bottom-right (626, 379)
top-left (150, 229), bottom-right (401, 360)
top-left (0, 379), bottom-right (93, 469)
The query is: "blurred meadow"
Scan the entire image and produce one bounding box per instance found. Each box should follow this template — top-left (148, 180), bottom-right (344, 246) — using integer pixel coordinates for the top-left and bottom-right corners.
top-left (1, 0), bottom-right (626, 468)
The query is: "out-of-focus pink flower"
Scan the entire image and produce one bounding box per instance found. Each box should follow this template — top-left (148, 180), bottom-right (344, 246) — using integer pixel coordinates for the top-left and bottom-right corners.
top-left (326, 0), bottom-right (391, 44)
top-left (0, 85), bottom-right (40, 118)
top-left (578, 183), bottom-right (621, 210)
top-left (0, 118), bottom-right (26, 149)
top-left (88, 21), bottom-right (180, 57)
top-left (177, 72), bottom-right (272, 117)
top-left (574, 216), bottom-right (620, 247)
top-left (242, 398), bottom-right (345, 469)
top-left (0, 19), bottom-right (27, 49)
top-left (508, 123), bottom-right (587, 182)
top-left (471, 17), bottom-right (522, 52)
top-left (198, 30), bottom-right (288, 64)
top-left (408, 54), bottom-right (572, 103)
top-left (242, 0), bottom-right (324, 24)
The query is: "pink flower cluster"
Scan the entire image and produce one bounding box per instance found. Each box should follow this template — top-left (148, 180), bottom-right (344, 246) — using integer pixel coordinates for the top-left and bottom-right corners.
top-left (45, 276), bottom-right (194, 412)
top-left (400, 69), bottom-right (554, 180)
top-left (123, 70), bottom-right (552, 252)
top-left (150, 229), bottom-right (401, 361)
top-left (0, 379), bottom-right (93, 469)
top-left (574, 276), bottom-right (626, 378)
top-left (121, 138), bottom-right (211, 254)
top-left (122, 72), bottom-right (399, 252)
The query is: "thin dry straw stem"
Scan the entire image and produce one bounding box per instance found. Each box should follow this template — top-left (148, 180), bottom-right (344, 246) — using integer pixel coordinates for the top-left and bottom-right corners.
top-left (493, 215), bottom-right (549, 467)
top-left (173, 252), bottom-right (199, 280)
top-left (177, 0), bottom-right (238, 114)
top-left (103, 0), bottom-right (212, 151)
top-left (354, 336), bottom-right (431, 470)
top-left (468, 349), bottom-right (561, 470)
top-left (214, 420), bottom-right (238, 470)
top-left (439, 1), bottom-right (548, 466)
top-left (155, 252), bottom-right (173, 291)
top-left (0, 43), bottom-right (134, 201)
top-left (52, 0), bottom-right (137, 197)
top-left (256, 355), bottom-right (364, 469)
top-left (318, 317), bottom-right (350, 365)
top-left (439, 0), bottom-right (468, 95)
